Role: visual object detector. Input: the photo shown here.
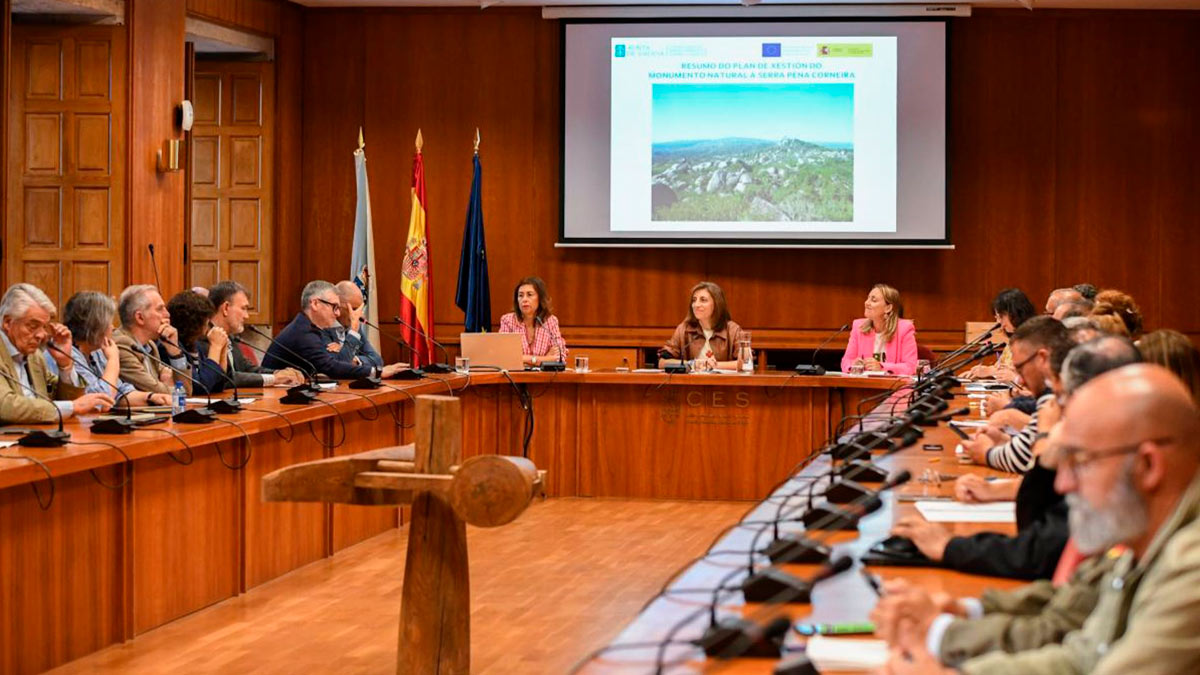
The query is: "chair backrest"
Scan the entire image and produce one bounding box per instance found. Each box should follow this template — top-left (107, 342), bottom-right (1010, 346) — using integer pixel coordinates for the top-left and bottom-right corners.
top-left (917, 343), bottom-right (937, 364)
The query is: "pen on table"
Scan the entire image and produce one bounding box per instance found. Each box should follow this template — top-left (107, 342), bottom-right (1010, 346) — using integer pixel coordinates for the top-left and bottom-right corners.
top-left (861, 568), bottom-right (885, 597)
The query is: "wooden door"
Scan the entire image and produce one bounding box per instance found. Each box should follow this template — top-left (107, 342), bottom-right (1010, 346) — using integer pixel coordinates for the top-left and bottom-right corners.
top-left (188, 59), bottom-right (274, 324)
top-left (5, 25), bottom-right (126, 307)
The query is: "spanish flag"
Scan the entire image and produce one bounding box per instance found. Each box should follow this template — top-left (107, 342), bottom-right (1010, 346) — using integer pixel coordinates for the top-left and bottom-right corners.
top-left (399, 130), bottom-right (434, 366)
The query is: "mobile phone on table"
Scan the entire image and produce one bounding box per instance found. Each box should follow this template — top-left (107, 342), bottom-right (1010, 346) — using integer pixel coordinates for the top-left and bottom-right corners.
top-left (922, 443), bottom-right (944, 451)
top-left (948, 423), bottom-right (970, 440)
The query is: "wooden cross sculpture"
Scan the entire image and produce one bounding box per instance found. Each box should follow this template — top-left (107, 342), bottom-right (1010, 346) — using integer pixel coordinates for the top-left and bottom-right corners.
top-left (262, 395), bottom-right (545, 674)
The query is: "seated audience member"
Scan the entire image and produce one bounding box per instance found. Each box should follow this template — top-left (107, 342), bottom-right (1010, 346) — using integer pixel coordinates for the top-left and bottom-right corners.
top-left (323, 281), bottom-right (385, 370)
top-left (963, 317), bottom-right (1072, 473)
top-left (660, 281), bottom-right (746, 371)
top-left (1072, 282), bottom-right (1098, 301)
top-left (207, 281), bottom-right (303, 388)
top-left (1044, 287), bottom-right (1085, 316)
top-left (1053, 297), bottom-right (1094, 320)
top-left (1092, 289), bottom-right (1144, 339)
top-left (965, 288), bottom-right (1037, 382)
top-left (113, 284), bottom-right (192, 394)
top-left (840, 283), bottom-right (918, 376)
top-left (893, 335), bottom-right (1139, 580)
top-left (168, 291), bottom-right (229, 395)
top-left (62, 291), bottom-right (171, 407)
top-left (1138, 329), bottom-right (1200, 403)
top-left (0, 283), bottom-right (112, 422)
top-left (263, 280), bottom-right (408, 380)
top-left (876, 364), bottom-right (1200, 675)
top-left (498, 276), bottom-right (568, 367)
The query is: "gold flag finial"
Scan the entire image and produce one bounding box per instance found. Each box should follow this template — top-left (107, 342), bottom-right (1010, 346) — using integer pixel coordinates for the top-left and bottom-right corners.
top-left (358, 127), bottom-right (365, 150)
top-left (416, 129), bottom-right (424, 153)
top-left (473, 128), bottom-right (480, 154)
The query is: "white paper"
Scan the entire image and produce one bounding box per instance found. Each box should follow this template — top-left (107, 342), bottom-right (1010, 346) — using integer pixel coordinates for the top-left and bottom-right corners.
top-left (916, 500), bottom-right (1016, 523)
top-left (632, 368), bottom-right (662, 373)
top-left (950, 420), bottom-right (990, 429)
top-left (186, 397), bottom-right (257, 405)
top-left (0, 441), bottom-right (16, 449)
top-left (805, 636), bottom-right (889, 670)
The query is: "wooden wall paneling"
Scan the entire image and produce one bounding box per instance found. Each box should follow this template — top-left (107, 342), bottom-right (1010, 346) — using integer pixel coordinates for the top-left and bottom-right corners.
top-left (241, 429), bottom-right (328, 589)
top-left (187, 0), bottom-right (282, 36)
top-left (5, 25), bottom-right (126, 307)
top-left (1055, 15), bottom-right (1200, 332)
top-left (298, 10), bottom-right (363, 323)
top-left (329, 410), bottom-right (400, 553)
top-left (189, 59), bottom-right (274, 324)
top-left (131, 444), bottom-right (240, 634)
top-left (128, 0), bottom-right (186, 292)
top-left (1, 0), bottom-right (8, 289)
top-left (272, 0), bottom-right (303, 326)
top-left (0, 472), bottom-right (123, 675)
top-left (300, 9), bottom-right (1200, 350)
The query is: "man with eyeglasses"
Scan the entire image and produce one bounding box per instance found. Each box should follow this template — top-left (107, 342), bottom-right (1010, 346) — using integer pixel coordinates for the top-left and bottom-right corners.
top-left (0, 283), bottom-right (114, 422)
top-left (263, 280), bottom-right (409, 380)
top-left (874, 364), bottom-right (1200, 675)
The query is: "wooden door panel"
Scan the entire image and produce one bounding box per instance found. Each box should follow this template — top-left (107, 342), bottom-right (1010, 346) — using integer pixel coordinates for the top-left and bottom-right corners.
top-left (6, 25), bottom-right (126, 305)
top-left (188, 61), bottom-right (274, 324)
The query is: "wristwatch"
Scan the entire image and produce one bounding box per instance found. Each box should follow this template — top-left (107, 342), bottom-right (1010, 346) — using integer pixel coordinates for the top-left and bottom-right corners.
top-left (532, 356), bottom-right (539, 366)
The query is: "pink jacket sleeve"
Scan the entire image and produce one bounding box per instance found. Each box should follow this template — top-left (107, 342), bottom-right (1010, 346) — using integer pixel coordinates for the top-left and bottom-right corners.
top-left (840, 319), bottom-right (866, 372)
top-left (882, 320), bottom-right (919, 375)
top-left (545, 315), bottom-right (568, 359)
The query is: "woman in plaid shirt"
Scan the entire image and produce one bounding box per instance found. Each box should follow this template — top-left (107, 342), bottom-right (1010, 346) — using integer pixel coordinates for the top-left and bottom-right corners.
top-left (498, 277), bottom-right (567, 367)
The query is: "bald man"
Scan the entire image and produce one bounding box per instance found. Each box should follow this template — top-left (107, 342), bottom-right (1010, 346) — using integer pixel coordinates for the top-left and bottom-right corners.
top-left (323, 280), bottom-right (384, 370)
top-left (1045, 288), bottom-right (1085, 317)
top-left (876, 364), bottom-right (1200, 675)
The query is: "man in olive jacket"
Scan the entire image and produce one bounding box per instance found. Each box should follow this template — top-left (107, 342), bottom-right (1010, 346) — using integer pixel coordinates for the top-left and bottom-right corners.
top-left (875, 364), bottom-right (1200, 675)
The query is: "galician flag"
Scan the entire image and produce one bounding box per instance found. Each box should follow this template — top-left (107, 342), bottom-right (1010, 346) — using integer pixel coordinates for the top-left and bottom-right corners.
top-left (351, 129), bottom-right (380, 354)
top-left (399, 129), bottom-right (435, 366)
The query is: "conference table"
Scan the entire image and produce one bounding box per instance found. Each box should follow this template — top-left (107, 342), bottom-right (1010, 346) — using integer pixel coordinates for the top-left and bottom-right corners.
top-left (576, 391), bottom-right (1025, 674)
top-left (0, 368), bottom-right (900, 674)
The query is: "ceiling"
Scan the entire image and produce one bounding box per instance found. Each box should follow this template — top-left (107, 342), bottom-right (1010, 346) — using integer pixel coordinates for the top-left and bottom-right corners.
top-left (293, 0), bottom-right (1200, 9)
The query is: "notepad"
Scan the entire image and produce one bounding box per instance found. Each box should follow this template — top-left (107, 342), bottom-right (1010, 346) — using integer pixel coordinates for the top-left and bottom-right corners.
top-left (186, 397), bottom-right (257, 405)
top-left (805, 636), bottom-right (889, 670)
top-left (950, 419), bottom-right (990, 429)
top-left (916, 500), bottom-right (1016, 523)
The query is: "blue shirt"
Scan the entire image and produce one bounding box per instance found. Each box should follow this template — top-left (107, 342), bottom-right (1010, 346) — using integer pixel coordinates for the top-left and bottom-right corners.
top-left (71, 345), bottom-right (137, 401)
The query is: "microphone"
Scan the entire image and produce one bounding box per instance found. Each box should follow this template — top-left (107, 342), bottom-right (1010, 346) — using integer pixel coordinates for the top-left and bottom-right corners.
top-left (359, 318), bottom-right (422, 380)
top-left (696, 556), bottom-right (852, 658)
top-left (243, 325), bottom-right (324, 405)
top-left (915, 405), bottom-right (971, 427)
top-left (0, 368), bottom-right (71, 446)
top-left (392, 315), bottom-right (452, 373)
top-left (657, 347), bottom-right (689, 374)
top-left (534, 316), bottom-right (566, 372)
top-left (796, 322), bottom-right (850, 376)
top-left (45, 343), bottom-right (141, 434)
top-left (157, 335), bottom-right (245, 414)
top-left (148, 243), bottom-right (164, 292)
top-left (930, 322), bottom-right (1000, 376)
top-left (116, 344), bottom-right (216, 424)
top-left (801, 468), bottom-right (911, 530)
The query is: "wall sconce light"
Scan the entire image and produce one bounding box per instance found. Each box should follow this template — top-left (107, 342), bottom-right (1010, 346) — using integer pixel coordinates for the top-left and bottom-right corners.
top-left (156, 139), bottom-right (181, 173)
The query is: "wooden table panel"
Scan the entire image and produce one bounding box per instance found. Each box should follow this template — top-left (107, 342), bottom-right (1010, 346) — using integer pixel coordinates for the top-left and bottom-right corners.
top-left (241, 428), bottom-right (328, 589)
top-left (132, 445), bottom-right (240, 634)
top-left (330, 407), bottom-right (401, 553)
top-left (0, 470), bottom-right (123, 675)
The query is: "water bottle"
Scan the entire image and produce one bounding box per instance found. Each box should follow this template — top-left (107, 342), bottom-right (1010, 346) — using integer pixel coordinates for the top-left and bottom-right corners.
top-left (173, 381), bottom-right (186, 416)
top-left (738, 332), bottom-right (754, 374)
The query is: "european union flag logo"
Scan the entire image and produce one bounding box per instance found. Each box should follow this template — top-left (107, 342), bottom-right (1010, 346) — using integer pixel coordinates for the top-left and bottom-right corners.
top-left (614, 44), bottom-right (626, 58)
top-left (762, 43), bottom-right (781, 58)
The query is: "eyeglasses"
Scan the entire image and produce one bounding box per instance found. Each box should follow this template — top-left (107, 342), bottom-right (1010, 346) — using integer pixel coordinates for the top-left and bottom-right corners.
top-left (1057, 436), bottom-right (1175, 479)
top-left (1011, 349), bottom-right (1042, 371)
top-left (315, 298), bottom-right (341, 314)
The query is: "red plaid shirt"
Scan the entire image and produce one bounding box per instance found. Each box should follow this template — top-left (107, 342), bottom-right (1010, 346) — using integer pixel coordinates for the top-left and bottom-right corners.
top-left (498, 313), bottom-right (568, 358)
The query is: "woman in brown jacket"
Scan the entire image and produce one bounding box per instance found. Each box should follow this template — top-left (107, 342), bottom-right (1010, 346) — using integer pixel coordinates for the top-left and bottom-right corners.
top-left (659, 281), bottom-right (747, 371)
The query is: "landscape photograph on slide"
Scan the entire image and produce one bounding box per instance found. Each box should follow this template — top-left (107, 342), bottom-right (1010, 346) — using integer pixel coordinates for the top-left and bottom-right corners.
top-left (650, 83), bottom-right (854, 223)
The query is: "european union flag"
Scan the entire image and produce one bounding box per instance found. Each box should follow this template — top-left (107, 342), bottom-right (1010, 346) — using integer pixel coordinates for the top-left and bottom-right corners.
top-left (762, 43), bottom-right (781, 58)
top-left (455, 153), bottom-right (491, 333)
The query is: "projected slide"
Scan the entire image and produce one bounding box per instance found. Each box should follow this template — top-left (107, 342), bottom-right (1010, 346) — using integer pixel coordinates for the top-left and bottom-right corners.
top-left (611, 36), bottom-right (897, 234)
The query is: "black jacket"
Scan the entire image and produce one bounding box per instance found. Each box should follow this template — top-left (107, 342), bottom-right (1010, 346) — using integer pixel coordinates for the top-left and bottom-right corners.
top-left (262, 313), bottom-right (374, 379)
top-left (941, 464), bottom-right (1068, 580)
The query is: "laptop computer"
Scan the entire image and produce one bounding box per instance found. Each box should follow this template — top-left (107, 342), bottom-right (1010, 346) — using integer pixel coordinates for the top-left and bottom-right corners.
top-left (460, 332), bottom-right (524, 371)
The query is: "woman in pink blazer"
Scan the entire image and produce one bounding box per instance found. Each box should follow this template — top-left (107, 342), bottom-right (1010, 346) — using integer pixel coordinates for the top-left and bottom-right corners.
top-left (840, 284), bottom-right (919, 376)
